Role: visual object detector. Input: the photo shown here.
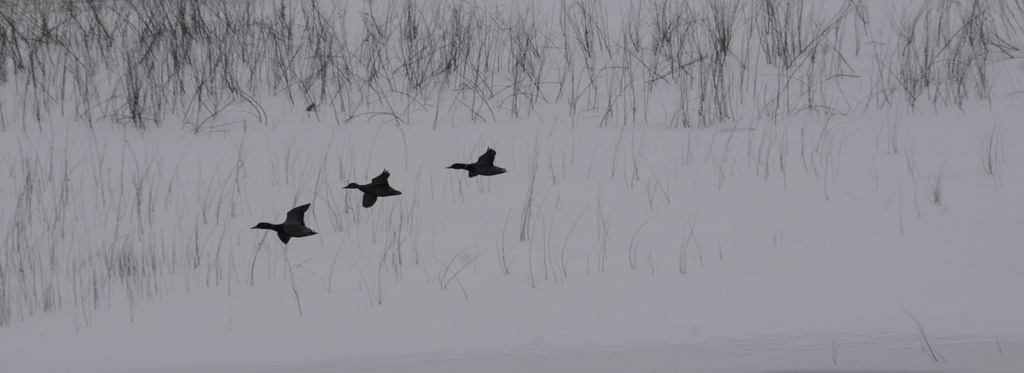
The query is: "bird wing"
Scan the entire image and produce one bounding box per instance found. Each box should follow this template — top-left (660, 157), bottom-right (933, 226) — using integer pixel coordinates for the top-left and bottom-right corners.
top-left (477, 148), bottom-right (497, 167)
top-left (277, 231), bottom-right (291, 244)
top-left (285, 204), bottom-right (311, 226)
top-left (362, 194), bottom-right (378, 208)
top-left (371, 170), bottom-right (391, 185)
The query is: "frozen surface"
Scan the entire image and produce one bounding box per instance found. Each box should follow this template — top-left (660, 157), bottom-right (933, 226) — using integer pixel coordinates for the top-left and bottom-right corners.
top-left (1, 0), bottom-right (1022, 372)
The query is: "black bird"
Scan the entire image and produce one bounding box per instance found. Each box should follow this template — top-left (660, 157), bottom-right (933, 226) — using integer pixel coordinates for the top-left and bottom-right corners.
top-left (252, 204), bottom-right (317, 244)
top-left (447, 148), bottom-right (507, 177)
top-left (344, 170), bottom-right (402, 208)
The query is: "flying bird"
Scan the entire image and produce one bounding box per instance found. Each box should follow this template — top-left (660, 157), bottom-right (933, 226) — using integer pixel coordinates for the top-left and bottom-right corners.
top-left (344, 170), bottom-right (402, 208)
top-left (252, 204), bottom-right (317, 244)
top-left (447, 148), bottom-right (507, 177)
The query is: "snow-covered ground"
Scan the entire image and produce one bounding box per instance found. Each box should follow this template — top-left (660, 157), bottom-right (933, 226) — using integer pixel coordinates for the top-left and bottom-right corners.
top-left (1, 0), bottom-right (1022, 372)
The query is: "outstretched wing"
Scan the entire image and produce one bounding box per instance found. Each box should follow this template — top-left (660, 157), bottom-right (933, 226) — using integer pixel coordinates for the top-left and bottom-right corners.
top-left (371, 170), bottom-right (391, 185)
top-left (285, 204), bottom-right (310, 226)
top-left (277, 231), bottom-right (291, 244)
top-left (362, 194), bottom-right (378, 208)
top-left (477, 148), bottom-right (497, 167)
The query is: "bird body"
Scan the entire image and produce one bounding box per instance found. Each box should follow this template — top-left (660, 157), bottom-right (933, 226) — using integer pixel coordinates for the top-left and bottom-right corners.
top-left (448, 148), bottom-right (506, 177)
top-left (252, 204), bottom-right (317, 244)
top-left (344, 170), bottom-right (402, 208)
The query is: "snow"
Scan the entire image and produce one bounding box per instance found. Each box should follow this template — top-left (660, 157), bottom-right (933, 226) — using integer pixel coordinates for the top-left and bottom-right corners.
top-left (1, 0), bottom-right (1023, 372)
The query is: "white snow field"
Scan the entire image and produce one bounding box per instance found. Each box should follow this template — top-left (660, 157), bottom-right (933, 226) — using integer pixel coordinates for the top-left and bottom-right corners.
top-left (1, 0), bottom-right (1022, 372)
